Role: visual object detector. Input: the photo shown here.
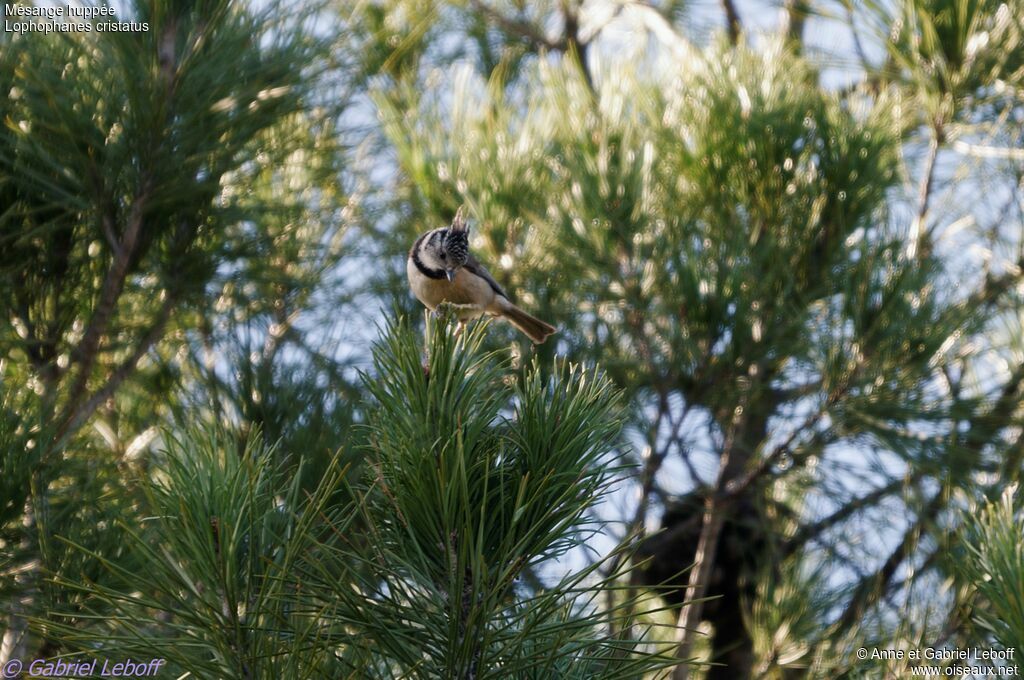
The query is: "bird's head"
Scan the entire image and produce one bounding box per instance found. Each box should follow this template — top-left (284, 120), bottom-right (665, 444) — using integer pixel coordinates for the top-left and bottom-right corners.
top-left (417, 208), bottom-right (470, 280)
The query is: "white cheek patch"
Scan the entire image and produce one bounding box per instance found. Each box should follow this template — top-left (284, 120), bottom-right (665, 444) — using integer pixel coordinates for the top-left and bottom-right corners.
top-left (424, 251), bottom-right (445, 269)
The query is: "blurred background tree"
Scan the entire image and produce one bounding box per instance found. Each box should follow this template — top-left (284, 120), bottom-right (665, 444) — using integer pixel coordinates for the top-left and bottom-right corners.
top-left (2, 0), bottom-right (1024, 678)
top-left (0, 0), bottom-right (362, 665)
top-left (357, 0), bottom-right (1024, 677)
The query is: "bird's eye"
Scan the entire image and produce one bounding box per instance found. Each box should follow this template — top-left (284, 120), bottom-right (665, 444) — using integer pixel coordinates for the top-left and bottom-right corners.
top-left (440, 252), bottom-right (447, 260)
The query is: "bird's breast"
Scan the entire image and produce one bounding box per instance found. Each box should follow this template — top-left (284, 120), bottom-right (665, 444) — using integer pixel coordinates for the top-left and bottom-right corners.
top-left (407, 258), bottom-right (495, 319)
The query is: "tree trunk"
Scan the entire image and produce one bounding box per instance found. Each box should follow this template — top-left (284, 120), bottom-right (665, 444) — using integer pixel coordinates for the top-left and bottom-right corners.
top-left (636, 387), bottom-right (776, 679)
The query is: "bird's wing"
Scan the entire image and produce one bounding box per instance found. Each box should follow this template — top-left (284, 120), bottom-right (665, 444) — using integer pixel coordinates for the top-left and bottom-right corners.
top-left (464, 253), bottom-right (510, 300)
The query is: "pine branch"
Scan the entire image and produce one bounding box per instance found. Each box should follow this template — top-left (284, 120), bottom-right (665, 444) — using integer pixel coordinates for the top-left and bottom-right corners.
top-left (57, 289), bottom-right (177, 446)
top-left (782, 475), bottom-right (922, 558)
top-left (671, 383), bottom-right (755, 680)
top-left (825, 361), bottom-right (1024, 632)
top-left (835, 486), bottom-right (947, 632)
top-left (721, 0), bottom-right (742, 45)
top-left (560, 1), bottom-right (594, 92)
top-left (466, 0), bottom-right (565, 51)
top-left (607, 389), bottom-right (679, 639)
top-left (966, 361), bottom-right (1024, 460)
top-left (60, 181), bottom-right (151, 436)
top-left (907, 130), bottom-right (941, 260)
top-left (783, 0), bottom-right (809, 50)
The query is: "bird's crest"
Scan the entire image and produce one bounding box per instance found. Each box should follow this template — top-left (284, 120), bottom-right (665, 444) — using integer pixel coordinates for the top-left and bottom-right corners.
top-left (451, 206), bottom-right (468, 234)
top-left (444, 207), bottom-right (470, 266)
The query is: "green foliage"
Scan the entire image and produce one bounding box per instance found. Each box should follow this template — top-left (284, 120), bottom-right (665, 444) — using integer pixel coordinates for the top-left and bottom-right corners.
top-left (957, 488), bottom-right (1024, 652)
top-left (747, 559), bottom-right (835, 677)
top-left (382, 39), bottom-right (965, 444)
top-left (374, 13), bottom-right (1024, 675)
top-left (882, 0), bottom-right (1024, 121)
top-left (366, 312), bottom-right (620, 583)
top-left (0, 0), bottom-right (356, 668)
top-left (0, 0), bottom-right (338, 436)
top-left (0, 395), bottom-right (38, 533)
top-left (42, 317), bottom-right (673, 678)
top-left (3, 0), bottom-right (1024, 677)
top-left (290, 313), bottom-right (675, 678)
top-left (45, 427), bottom-right (350, 679)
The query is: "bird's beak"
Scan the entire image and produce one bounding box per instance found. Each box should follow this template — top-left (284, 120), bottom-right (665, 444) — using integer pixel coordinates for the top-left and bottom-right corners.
top-left (445, 269), bottom-right (456, 282)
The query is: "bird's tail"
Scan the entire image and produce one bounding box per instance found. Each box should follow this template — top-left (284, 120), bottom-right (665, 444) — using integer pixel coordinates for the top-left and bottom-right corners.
top-left (499, 301), bottom-right (557, 344)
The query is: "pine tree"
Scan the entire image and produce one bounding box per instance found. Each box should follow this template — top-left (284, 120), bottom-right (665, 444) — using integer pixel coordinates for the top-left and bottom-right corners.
top-left (3, 0), bottom-right (1024, 677)
top-left (39, 314), bottom-right (674, 678)
top-left (0, 0), bottom-right (353, 664)
top-left (290, 314), bottom-right (675, 677)
top-left (364, 0), bottom-right (1024, 676)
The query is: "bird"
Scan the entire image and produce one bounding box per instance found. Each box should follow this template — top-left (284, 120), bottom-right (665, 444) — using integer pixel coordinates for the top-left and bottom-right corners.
top-left (407, 208), bottom-right (556, 344)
